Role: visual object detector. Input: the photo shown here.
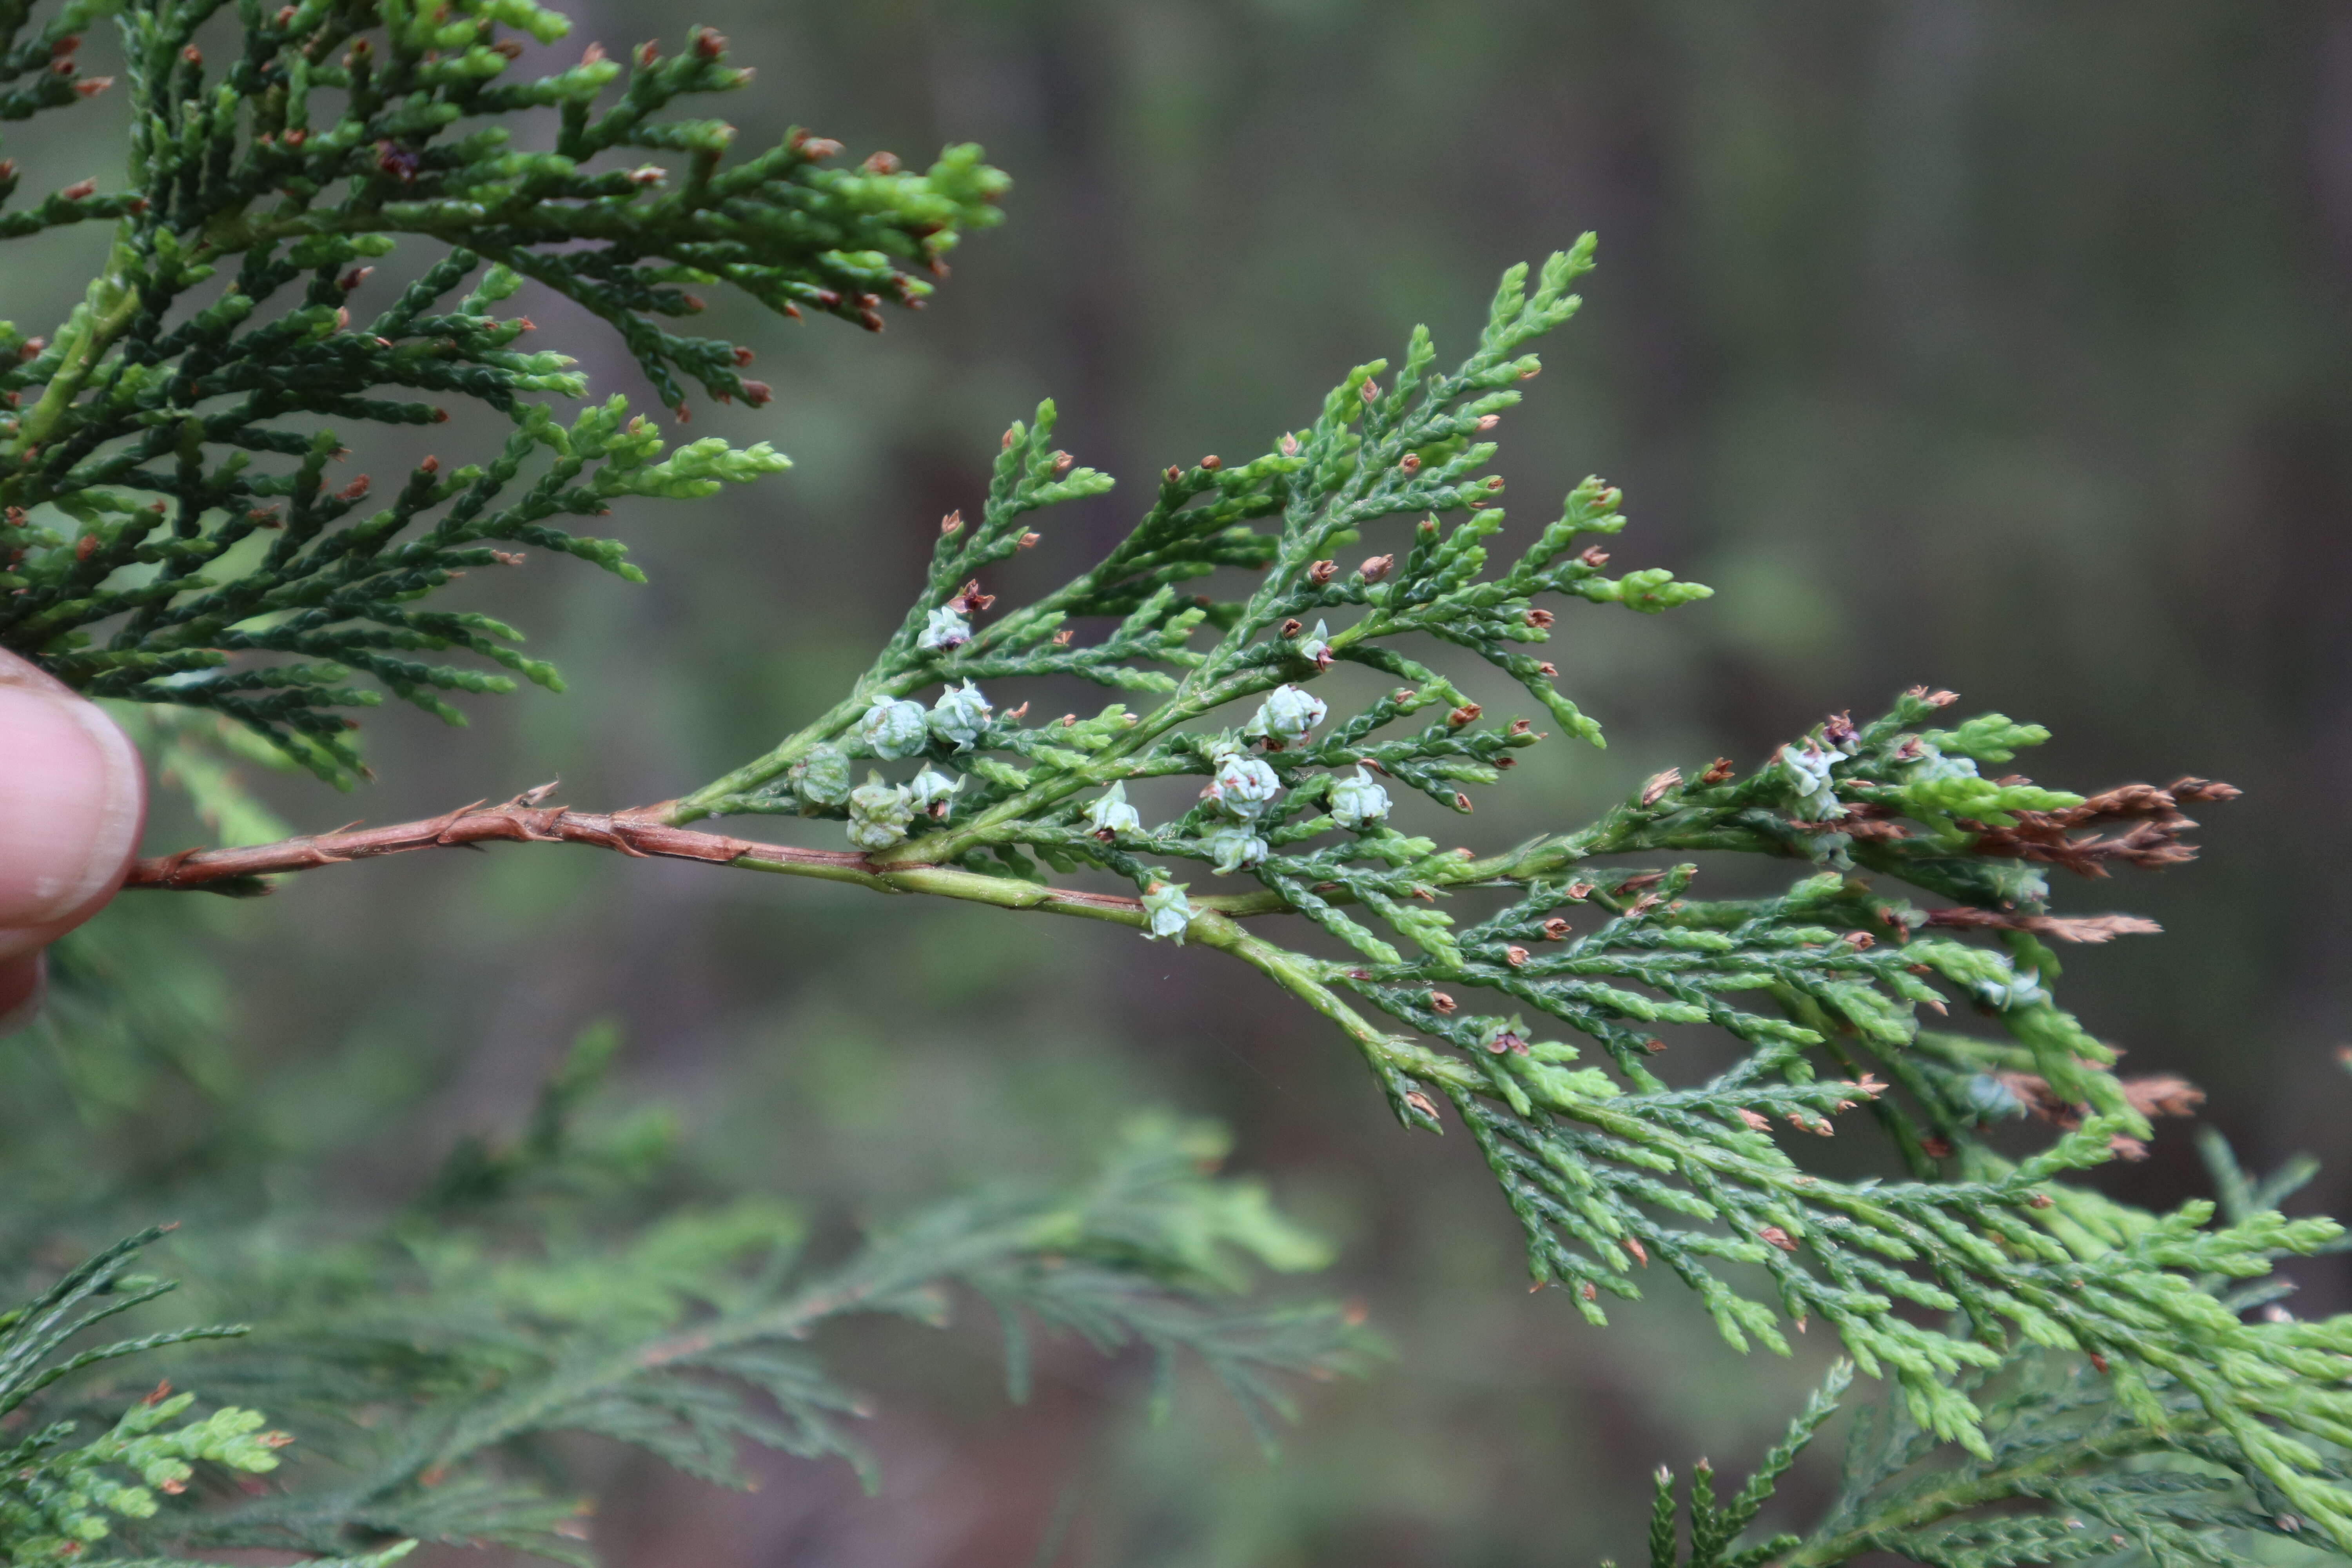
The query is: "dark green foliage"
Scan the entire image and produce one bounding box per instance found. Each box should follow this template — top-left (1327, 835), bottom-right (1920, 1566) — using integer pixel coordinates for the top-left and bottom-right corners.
top-left (0, 0), bottom-right (1004, 780)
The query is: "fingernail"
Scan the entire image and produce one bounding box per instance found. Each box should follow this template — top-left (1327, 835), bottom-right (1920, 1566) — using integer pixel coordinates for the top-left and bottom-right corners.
top-left (0, 684), bottom-right (144, 930)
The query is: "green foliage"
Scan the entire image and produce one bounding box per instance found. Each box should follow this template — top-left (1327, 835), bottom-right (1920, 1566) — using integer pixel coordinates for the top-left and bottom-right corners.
top-left (0, 1227), bottom-right (278, 1566)
top-left (2, 1), bottom-right (2337, 1561)
top-left (635, 249), bottom-right (2341, 1560)
top-left (0, 1040), bottom-right (1368, 1565)
top-left (1616, 1360), bottom-right (1850, 1568)
top-left (0, 0), bottom-right (1003, 781)
top-left (1620, 1147), bottom-right (2352, 1566)
top-left (1772, 1139), bottom-right (2352, 1568)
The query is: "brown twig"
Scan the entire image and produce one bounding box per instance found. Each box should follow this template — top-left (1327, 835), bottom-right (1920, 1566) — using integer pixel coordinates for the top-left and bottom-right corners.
top-left (124, 797), bottom-right (803, 891)
top-left (1922, 908), bottom-right (2163, 944)
top-left (121, 788), bottom-right (1234, 927)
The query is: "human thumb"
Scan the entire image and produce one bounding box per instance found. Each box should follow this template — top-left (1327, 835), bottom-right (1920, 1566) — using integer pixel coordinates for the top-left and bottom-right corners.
top-left (0, 650), bottom-right (145, 1028)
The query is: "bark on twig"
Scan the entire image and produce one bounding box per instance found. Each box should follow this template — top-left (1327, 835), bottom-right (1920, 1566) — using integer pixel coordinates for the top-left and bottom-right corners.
top-left (127, 796), bottom-right (861, 891)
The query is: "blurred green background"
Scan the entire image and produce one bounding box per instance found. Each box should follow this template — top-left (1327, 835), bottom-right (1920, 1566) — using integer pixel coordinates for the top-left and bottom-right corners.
top-left (8, 2), bottom-right (2352, 1564)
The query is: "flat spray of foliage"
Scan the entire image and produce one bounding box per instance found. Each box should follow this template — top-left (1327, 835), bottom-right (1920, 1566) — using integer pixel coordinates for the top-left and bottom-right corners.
top-left (3, 0), bottom-right (2347, 1563)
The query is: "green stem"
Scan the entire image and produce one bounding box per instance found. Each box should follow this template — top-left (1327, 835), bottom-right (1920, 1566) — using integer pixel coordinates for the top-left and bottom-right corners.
top-left (666, 690), bottom-right (888, 823)
top-left (6, 231), bottom-right (144, 471)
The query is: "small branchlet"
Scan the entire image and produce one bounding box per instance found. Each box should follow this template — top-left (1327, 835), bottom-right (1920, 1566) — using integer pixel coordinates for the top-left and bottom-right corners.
top-left (0, 0), bottom-right (1006, 781)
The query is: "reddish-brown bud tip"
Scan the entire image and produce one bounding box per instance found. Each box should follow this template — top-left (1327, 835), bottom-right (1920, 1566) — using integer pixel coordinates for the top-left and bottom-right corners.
top-left (1429, 991), bottom-right (1456, 1014)
top-left (1199, 454), bottom-right (1220, 470)
top-left (691, 25), bottom-right (726, 58)
top-left (1359, 553), bottom-right (1394, 583)
top-left (181, 44), bottom-right (201, 63)
top-left (860, 150), bottom-right (902, 174)
top-left (740, 379), bottom-right (772, 407)
top-left (374, 141), bottom-right (419, 182)
top-left (419, 456), bottom-right (439, 474)
top-left (60, 177), bottom-right (95, 199)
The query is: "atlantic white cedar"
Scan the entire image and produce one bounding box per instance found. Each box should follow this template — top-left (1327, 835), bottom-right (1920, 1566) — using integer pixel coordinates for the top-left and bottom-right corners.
top-left (2, 1), bottom-right (2341, 1562)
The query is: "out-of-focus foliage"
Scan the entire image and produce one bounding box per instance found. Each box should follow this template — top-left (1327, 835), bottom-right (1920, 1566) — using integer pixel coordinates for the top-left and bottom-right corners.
top-left (0, 1029), bottom-right (1367, 1565)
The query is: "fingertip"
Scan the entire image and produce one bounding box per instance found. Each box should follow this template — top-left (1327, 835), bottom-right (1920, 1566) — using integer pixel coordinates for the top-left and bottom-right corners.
top-left (0, 679), bottom-right (145, 933)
